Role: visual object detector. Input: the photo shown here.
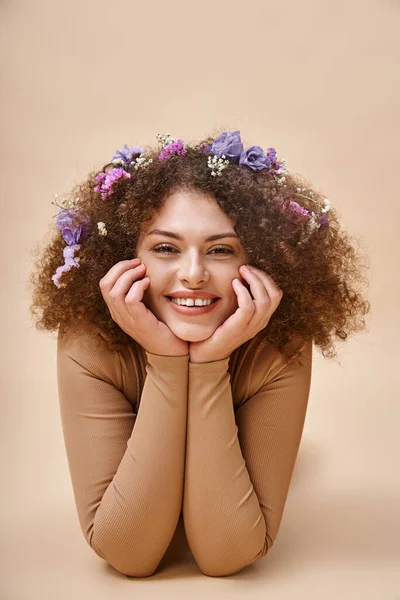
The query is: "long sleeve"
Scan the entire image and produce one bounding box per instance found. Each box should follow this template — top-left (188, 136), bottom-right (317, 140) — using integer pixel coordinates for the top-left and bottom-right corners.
top-left (183, 339), bottom-right (312, 577)
top-left (57, 328), bottom-right (189, 577)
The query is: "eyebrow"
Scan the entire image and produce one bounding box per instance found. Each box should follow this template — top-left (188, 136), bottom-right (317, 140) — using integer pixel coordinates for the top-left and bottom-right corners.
top-left (146, 229), bottom-right (239, 242)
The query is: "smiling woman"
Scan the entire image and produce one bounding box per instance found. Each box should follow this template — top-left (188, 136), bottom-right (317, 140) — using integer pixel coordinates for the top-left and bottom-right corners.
top-left (28, 129), bottom-right (369, 363)
top-left (27, 129), bottom-right (370, 577)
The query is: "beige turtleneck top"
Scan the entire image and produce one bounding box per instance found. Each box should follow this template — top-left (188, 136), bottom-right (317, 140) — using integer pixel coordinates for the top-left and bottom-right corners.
top-left (57, 324), bottom-right (312, 577)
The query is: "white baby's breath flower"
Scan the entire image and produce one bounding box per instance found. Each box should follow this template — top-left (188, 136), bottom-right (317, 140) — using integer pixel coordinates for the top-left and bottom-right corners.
top-left (321, 198), bottom-right (331, 213)
top-left (156, 133), bottom-right (175, 148)
top-left (207, 154), bottom-right (230, 176)
top-left (97, 222), bottom-right (107, 236)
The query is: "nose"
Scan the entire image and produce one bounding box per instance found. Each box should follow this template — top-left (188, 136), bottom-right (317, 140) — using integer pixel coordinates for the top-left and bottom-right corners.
top-left (177, 253), bottom-right (210, 285)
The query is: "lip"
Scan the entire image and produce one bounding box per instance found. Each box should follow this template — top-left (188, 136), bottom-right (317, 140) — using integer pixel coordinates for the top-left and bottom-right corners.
top-left (165, 296), bottom-right (221, 315)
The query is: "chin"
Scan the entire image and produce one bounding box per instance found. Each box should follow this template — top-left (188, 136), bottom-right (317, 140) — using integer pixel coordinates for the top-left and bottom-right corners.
top-left (169, 322), bottom-right (217, 343)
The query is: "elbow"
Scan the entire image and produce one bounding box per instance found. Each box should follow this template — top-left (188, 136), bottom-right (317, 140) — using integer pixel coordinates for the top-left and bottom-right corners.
top-left (191, 535), bottom-right (273, 578)
top-left (88, 528), bottom-right (159, 578)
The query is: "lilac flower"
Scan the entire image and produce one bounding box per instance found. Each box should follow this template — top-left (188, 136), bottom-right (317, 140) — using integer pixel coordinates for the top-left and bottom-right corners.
top-left (198, 143), bottom-right (212, 154)
top-left (239, 145), bottom-right (271, 171)
top-left (112, 144), bottom-right (144, 165)
top-left (319, 212), bottom-right (330, 228)
top-left (56, 209), bottom-right (92, 245)
top-left (159, 139), bottom-right (187, 161)
top-left (288, 200), bottom-right (310, 217)
top-left (210, 130), bottom-right (243, 162)
top-left (265, 147), bottom-right (287, 175)
top-left (94, 167), bottom-right (131, 200)
top-left (51, 244), bottom-right (81, 288)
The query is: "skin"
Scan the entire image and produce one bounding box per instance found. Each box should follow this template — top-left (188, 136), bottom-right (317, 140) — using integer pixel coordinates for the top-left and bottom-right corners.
top-left (135, 188), bottom-right (250, 344)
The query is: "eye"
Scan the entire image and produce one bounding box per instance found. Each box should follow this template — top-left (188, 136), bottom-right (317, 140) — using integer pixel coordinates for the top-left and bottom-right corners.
top-left (152, 244), bottom-right (234, 255)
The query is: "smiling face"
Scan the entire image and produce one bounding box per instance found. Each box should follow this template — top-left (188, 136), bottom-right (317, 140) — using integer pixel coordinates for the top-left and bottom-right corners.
top-left (135, 188), bottom-right (249, 342)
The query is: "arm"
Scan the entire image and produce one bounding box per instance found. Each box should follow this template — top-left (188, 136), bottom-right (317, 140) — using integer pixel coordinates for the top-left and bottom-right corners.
top-left (183, 339), bottom-right (312, 576)
top-left (57, 328), bottom-right (189, 577)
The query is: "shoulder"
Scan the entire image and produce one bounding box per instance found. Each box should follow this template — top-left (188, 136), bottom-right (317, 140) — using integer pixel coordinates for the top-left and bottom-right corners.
top-left (57, 322), bottom-right (142, 405)
top-left (57, 322), bottom-right (123, 388)
top-left (229, 332), bottom-right (312, 409)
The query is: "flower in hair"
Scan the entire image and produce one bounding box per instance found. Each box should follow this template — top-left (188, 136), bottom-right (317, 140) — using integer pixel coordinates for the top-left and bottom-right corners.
top-left (51, 244), bottom-right (81, 289)
top-left (51, 208), bottom-right (93, 288)
top-left (210, 130), bottom-right (244, 161)
top-left (97, 222), bottom-right (108, 236)
top-left (239, 145), bottom-right (273, 171)
top-left (206, 130), bottom-right (288, 184)
top-left (56, 209), bottom-right (92, 245)
top-left (111, 144), bottom-right (144, 167)
top-left (158, 139), bottom-right (187, 161)
top-left (207, 154), bottom-right (230, 176)
top-left (94, 167), bottom-right (131, 200)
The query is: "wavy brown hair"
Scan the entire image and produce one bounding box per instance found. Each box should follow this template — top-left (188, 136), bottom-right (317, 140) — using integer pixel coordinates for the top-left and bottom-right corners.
top-left (28, 129), bottom-right (371, 364)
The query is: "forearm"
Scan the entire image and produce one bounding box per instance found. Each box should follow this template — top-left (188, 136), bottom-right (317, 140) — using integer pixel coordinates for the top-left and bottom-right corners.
top-left (183, 358), bottom-right (267, 576)
top-left (90, 352), bottom-right (189, 576)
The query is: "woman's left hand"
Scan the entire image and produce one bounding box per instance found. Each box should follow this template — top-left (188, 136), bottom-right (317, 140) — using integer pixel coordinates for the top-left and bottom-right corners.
top-left (189, 264), bottom-right (284, 363)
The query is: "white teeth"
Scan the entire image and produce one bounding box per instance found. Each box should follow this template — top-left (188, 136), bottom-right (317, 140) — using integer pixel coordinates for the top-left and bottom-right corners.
top-left (170, 297), bottom-right (216, 306)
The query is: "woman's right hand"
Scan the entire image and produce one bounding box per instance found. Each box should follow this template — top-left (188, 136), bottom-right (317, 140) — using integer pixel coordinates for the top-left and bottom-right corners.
top-left (99, 258), bottom-right (189, 357)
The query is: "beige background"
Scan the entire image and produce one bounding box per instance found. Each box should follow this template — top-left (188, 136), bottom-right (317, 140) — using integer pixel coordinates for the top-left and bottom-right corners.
top-left (1, 0), bottom-right (399, 598)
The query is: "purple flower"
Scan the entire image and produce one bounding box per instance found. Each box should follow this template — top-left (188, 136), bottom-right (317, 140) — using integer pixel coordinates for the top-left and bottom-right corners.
top-left (210, 130), bottom-right (243, 162)
top-left (288, 200), bottom-right (310, 217)
top-left (51, 244), bottom-right (81, 288)
top-left (94, 167), bottom-right (131, 200)
top-left (239, 145), bottom-right (271, 171)
top-left (56, 210), bottom-right (92, 245)
top-left (265, 147), bottom-right (286, 175)
top-left (266, 147), bottom-right (277, 161)
top-left (198, 143), bottom-right (212, 154)
top-left (112, 144), bottom-right (144, 164)
top-left (320, 212), bottom-right (330, 228)
top-left (159, 139), bottom-right (187, 161)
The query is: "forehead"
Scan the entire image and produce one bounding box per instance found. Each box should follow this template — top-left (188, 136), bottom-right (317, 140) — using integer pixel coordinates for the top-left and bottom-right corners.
top-left (144, 189), bottom-right (235, 232)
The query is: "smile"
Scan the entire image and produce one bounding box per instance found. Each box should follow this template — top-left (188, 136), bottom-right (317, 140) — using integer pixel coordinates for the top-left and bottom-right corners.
top-left (164, 296), bottom-right (221, 315)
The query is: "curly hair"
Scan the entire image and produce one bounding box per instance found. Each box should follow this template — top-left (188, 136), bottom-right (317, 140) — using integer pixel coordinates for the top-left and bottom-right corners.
top-left (28, 130), bottom-right (371, 365)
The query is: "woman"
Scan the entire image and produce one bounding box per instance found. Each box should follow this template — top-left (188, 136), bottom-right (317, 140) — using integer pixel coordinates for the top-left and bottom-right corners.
top-left (29, 130), bottom-right (370, 578)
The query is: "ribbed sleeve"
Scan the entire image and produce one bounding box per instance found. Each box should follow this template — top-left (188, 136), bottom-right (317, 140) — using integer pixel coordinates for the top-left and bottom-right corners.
top-left (183, 339), bottom-right (312, 577)
top-left (57, 330), bottom-right (189, 577)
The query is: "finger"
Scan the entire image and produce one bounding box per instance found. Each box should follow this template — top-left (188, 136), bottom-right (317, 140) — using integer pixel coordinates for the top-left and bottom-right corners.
top-left (125, 275), bottom-right (150, 306)
top-left (109, 263), bottom-right (146, 297)
top-left (246, 266), bottom-right (283, 299)
top-left (232, 279), bottom-right (255, 322)
top-left (239, 266), bottom-right (270, 305)
top-left (108, 266), bottom-right (148, 319)
top-left (105, 276), bottom-right (149, 332)
top-left (99, 258), bottom-right (141, 293)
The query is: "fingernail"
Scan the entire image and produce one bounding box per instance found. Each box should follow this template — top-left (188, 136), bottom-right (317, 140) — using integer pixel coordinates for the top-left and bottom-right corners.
top-left (241, 264), bottom-right (251, 272)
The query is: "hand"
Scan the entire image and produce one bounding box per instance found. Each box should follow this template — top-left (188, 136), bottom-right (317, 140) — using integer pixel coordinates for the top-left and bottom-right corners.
top-left (99, 257), bottom-right (189, 357)
top-left (189, 264), bottom-right (283, 363)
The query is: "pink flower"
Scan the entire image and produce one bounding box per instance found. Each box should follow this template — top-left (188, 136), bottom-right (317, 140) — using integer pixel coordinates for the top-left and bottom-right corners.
top-left (158, 139), bottom-right (187, 161)
top-left (95, 168), bottom-right (131, 200)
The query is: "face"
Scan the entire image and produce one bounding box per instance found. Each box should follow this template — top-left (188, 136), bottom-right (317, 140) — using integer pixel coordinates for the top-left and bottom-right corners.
top-left (135, 188), bottom-right (249, 342)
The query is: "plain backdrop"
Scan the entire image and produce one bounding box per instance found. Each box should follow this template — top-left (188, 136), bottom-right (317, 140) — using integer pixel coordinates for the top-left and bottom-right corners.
top-left (1, 0), bottom-right (399, 598)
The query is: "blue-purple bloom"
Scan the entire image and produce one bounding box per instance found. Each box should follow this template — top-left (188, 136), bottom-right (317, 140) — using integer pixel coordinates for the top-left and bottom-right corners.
top-left (319, 212), bottom-right (330, 228)
top-left (56, 209), bottom-right (93, 245)
top-left (210, 130), bottom-right (244, 162)
top-left (209, 131), bottom-right (286, 176)
top-left (239, 145), bottom-right (272, 171)
top-left (112, 144), bottom-right (144, 165)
